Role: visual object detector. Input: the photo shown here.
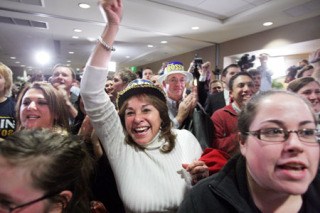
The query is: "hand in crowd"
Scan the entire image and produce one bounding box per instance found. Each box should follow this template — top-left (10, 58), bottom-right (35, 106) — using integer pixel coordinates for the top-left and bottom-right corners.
top-left (182, 160), bottom-right (209, 185)
top-left (56, 86), bottom-right (78, 118)
top-left (79, 116), bottom-right (103, 159)
top-left (200, 61), bottom-right (211, 75)
top-left (99, 0), bottom-right (122, 25)
top-left (176, 93), bottom-right (195, 124)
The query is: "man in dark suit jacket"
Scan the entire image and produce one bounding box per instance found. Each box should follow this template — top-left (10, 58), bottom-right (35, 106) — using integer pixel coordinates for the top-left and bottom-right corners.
top-left (205, 64), bottom-right (241, 116)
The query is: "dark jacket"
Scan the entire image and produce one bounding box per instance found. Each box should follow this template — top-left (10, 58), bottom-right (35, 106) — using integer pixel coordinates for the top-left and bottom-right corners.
top-left (205, 91), bottom-right (226, 117)
top-left (178, 154), bottom-right (320, 213)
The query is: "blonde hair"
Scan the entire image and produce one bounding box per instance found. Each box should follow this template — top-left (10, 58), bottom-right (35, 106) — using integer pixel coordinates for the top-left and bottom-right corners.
top-left (0, 63), bottom-right (13, 97)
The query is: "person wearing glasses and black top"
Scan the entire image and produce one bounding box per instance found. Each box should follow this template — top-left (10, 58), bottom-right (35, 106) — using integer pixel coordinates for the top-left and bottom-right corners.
top-left (179, 90), bottom-right (320, 212)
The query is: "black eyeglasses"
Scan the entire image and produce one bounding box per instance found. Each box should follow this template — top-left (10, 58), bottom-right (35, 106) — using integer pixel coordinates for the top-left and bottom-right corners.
top-left (244, 128), bottom-right (320, 144)
top-left (0, 192), bottom-right (57, 213)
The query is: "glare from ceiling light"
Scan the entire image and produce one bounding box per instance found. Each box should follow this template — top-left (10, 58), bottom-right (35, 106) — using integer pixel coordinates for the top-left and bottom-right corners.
top-left (67, 60), bottom-right (71, 63)
top-left (69, 51), bottom-right (74, 54)
top-left (15, 61), bottom-right (20, 64)
top-left (78, 3), bottom-right (90, 9)
top-left (87, 37), bottom-right (96, 42)
top-left (161, 41), bottom-right (167, 44)
top-left (147, 44), bottom-right (154, 48)
top-left (191, 26), bottom-right (199, 30)
top-left (35, 51), bottom-right (51, 65)
top-left (263, 22), bottom-right (273, 26)
top-left (10, 56), bottom-right (16, 59)
top-left (72, 36), bottom-right (79, 39)
top-left (73, 28), bottom-right (82, 33)
top-left (108, 61), bottom-right (116, 72)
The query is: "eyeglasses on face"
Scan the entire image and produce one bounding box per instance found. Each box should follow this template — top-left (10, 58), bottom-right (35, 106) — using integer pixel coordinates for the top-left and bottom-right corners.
top-left (0, 192), bottom-right (57, 213)
top-left (244, 128), bottom-right (320, 144)
top-left (167, 78), bottom-right (186, 84)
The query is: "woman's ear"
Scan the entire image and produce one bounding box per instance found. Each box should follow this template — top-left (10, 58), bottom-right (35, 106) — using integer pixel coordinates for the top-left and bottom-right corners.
top-left (59, 190), bottom-right (73, 208)
top-left (238, 132), bottom-right (247, 156)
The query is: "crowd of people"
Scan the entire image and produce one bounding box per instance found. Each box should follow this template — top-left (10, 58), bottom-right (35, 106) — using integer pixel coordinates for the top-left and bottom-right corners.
top-left (0, 0), bottom-right (320, 212)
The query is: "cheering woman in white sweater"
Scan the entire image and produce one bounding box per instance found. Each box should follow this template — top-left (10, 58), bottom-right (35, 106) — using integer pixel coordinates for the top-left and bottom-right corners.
top-left (80, 0), bottom-right (207, 212)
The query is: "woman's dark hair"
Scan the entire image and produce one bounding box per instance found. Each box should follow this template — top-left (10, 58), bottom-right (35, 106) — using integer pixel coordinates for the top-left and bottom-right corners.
top-left (15, 81), bottom-right (70, 131)
top-left (238, 90), bottom-right (316, 140)
top-left (0, 129), bottom-right (93, 213)
top-left (118, 94), bottom-right (176, 153)
top-left (287, 77), bottom-right (319, 93)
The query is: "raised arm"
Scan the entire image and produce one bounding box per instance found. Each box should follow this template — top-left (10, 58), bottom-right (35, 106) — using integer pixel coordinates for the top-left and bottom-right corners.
top-left (87, 0), bottom-right (122, 68)
top-left (80, 0), bottom-right (125, 156)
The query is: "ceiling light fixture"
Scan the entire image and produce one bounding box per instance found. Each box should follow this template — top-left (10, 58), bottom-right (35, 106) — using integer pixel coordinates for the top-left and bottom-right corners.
top-left (147, 44), bottom-right (154, 48)
top-left (78, 3), bottom-right (90, 9)
top-left (126, 56), bottom-right (130, 58)
top-left (73, 29), bottom-right (82, 33)
top-left (15, 61), bottom-right (20, 64)
top-left (35, 51), bottom-right (51, 65)
top-left (68, 51), bottom-right (74, 54)
top-left (10, 56), bottom-right (16, 59)
top-left (161, 41), bottom-right (167, 44)
top-left (72, 36), bottom-right (79, 39)
top-left (191, 26), bottom-right (199, 30)
top-left (263, 22), bottom-right (273, 26)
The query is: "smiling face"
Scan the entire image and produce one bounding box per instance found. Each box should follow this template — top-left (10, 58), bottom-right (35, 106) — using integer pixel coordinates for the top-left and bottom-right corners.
top-left (240, 93), bottom-right (319, 196)
top-left (230, 75), bottom-right (254, 108)
top-left (20, 88), bottom-right (55, 129)
top-left (297, 81), bottom-right (320, 112)
top-left (163, 73), bottom-right (186, 101)
top-left (51, 66), bottom-right (74, 92)
top-left (124, 95), bottom-right (162, 146)
top-left (105, 80), bottom-right (114, 95)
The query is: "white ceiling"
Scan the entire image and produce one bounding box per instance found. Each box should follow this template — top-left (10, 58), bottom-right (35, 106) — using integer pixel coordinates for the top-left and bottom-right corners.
top-left (0, 0), bottom-right (320, 74)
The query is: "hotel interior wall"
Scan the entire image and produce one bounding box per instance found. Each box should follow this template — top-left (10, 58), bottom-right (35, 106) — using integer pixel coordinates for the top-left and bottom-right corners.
top-left (141, 15), bottom-right (320, 76)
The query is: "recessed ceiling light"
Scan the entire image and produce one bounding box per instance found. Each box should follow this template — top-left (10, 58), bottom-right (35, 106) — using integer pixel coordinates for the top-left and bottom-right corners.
top-left (72, 36), bottom-right (79, 39)
top-left (15, 61), bottom-right (20, 64)
top-left (66, 64), bottom-right (71, 66)
top-left (263, 22), bottom-right (273, 26)
top-left (147, 44), bottom-right (154, 48)
top-left (73, 29), bottom-right (82, 33)
top-left (67, 60), bottom-right (71, 63)
top-left (35, 51), bottom-right (51, 65)
top-left (191, 26), bottom-right (199, 30)
top-left (161, 41), bottom-right (167, 44)
top-left (69, 51), bottom-right (74, 54)
top-left (78, 3), bottom-right (90, 9)
top-left (10, 56), bottom-right (16, 59)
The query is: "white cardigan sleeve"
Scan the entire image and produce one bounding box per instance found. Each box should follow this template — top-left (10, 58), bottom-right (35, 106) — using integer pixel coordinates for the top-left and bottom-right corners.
top-left (80, 65), bottom-right (125, 159)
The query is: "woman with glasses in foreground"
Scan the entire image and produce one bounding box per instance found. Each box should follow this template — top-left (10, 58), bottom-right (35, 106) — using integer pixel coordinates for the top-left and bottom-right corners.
top-left (179, 90), bottom-right (320, 212)
top-left (0, 129), bottom-right (94, 213)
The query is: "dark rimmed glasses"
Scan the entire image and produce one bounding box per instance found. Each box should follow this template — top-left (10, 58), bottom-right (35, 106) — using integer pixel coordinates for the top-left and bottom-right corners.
top-left (0, 192), bottom-right (57, 213)
top-left (244, 128), bottom-right (320, 144)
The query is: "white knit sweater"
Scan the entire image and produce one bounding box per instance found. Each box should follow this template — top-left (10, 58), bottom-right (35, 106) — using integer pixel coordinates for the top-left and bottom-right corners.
top-left (81, 66), bottom-right (203, 212)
